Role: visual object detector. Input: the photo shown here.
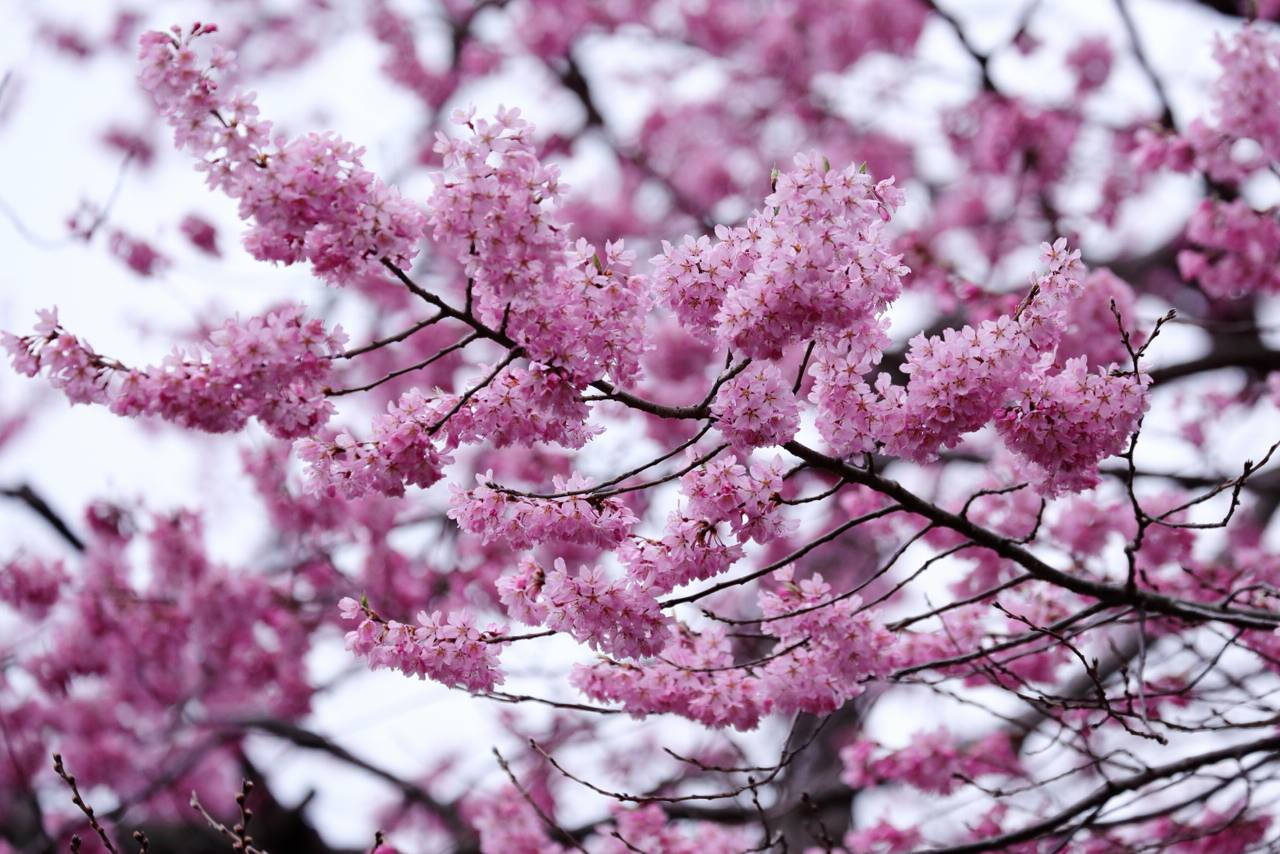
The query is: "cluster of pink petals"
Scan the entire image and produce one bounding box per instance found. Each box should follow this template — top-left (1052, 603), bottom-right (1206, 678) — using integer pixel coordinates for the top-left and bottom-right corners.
top-left (833, 819), bottom-right (923, 854)
top-left (0, 555), bottom-right (67, 618)
top-left (654, 153), bottom-right (907, 360)
top-left (945, 94), bottom-right (1079, 184)
top-left (6, 510), bottom-right (316, 802)
top-left (1056, 268), bottom-right (1142, 367)
top-left (448, 472), bottom-right (636, 549)
top-left (1212, 27), bottom-right (1280, 163)
top-left (757, 566), bottom-right (896, 715)
top-left (620, 517), bottom-right (743, 593)
top-left (429, 108), bottom-right (649, 385)
top-left (1178, 199), bottom-right (1280, 299)
top-left (137, 24), bottom-right (425, 285)
top-left (5, 305), bottom-right (342, 439)
top-left (619, 456), bottom-right (791, 593)
top-left (681, 455), bottom-right (793, 545)
top-left (997, 356), bottom-right (1149, 495)
top-left (179, 213), bottom-right (220, 256)
top-left (710, 361), bottom-right (800, 450)
top-left (571, 624), bottom-right (769, 730)
top-left (677, 0), bottom-right (927, 92)
top-left (453, 362), bottom-right (601, 449)
top-left (875, 315), bottom-right (1029, 461)
top-left (300, 362), bottom-right (603, 503)
top-left (107, 229), bottom-right (168, 277)
top-left (811, 240), bottom-right (1147, 494)
top-left (297, 389), bottom-right (453, 498)
top-left (496, 558), bottom-right (669, 659)
top-left (840, 729), bottom-right (1022, 795)
top-left (575, 566), bottom-right (896, 726)
top-left (465, 789), bottom-right (566, 854)
top-left (1133, 119), bottom-right (1264, 185)
top-left (1065, 37), bottom-right (1114, 95)
top-left (1147, 807), bottom-right (1271, 853)
top-left (339, 597), bottom-right (506, 693)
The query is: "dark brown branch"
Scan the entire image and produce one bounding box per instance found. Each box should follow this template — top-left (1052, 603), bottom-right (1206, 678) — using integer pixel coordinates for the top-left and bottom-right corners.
top-left (2, 483), bottom-right (85, 552)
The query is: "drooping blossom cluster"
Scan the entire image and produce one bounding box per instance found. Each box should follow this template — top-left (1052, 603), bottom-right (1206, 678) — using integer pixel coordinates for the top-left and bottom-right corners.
top-left (840, 730), bottom-right (1022, 795)
top-left (448, 473), bottom-right (636, 550)
top-left (4, 304), bottom-right (342, 438)
top-left (811, 239), bottom-right (1148, 488)
top-left (297, 388), bottom-right (452, 498)
top-left (653, 153), bottom-right (907, 360)
top-left (137, 24), bottom-right (425, 284)
top-left (496, 558), bottom-right (669, 659)
top-left (573, 566), bottom-right (896, 727)
top-left (997, 356), bottom-right (1150, 494)
top-left (0, 555), bottom-right (67, 618)
top-left (1177, 199), bottom-right (1280, 299)
top-left (710, 361), bottom-right (800, 451)
top-left (1210, 26), bottom-right (1280, 162)
top-left (429, 109), bottom-right (650, 386)
top-left (620, 455), bottom-right (791, 592)
top-left (755, 565), bottom-right (897, 715)
top-left (570, 623), bottom-right (770, 730)
top-left (339, 597), bottom-right (506, 693)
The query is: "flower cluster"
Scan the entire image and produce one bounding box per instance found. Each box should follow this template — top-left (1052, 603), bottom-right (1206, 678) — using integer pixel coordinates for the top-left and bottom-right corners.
top-left (496, 559), bottom-right (669, 659)
top-left (997, 356), bottom-right (1149, 495)
top-left (464, 790), bottom-right (566, 854)
top-left (710, 361), bottom-right (799, 451)
top-left (757, 566), bottom-right (897, 715)
top-left (620, 518), bottom-right (744, 593)
top-left (339, 598), bottom-right (506, 693)
top-left (1212, 27), bottom-right (1280, 163)
top-left (618, 456), bottom-right (791, 594)
top-left (571, 624), bottom-right (769, 730)
top-left (5, 305), bottom-right (342, 439)
top-left (429, 109), bottom-right (650, 385)
top-left (137, 24), bottom-right (425, 285)
top-left (0, 556), bottom-right (67, 619)
top-left (575, 566), bottom-right (897, 726)
top-left (653, 153), bottom-right (907, 360)
top-left (680, 455), bottom-right (793, 545)
top-left (1065, 37), bottom-right (1114, 95)
top-left (179, 213), bottom-right (220, 256)
top-left (297, 389), bottom-right (453, 498)
top-left (809, 240), bottom-right (1147, 494)
top-left (1177, 199), bottom-right (1280, 299)
top-left (451, 362), bottom-right (601, 449)
top-left (840, 730), bottom-right (1022, 795)
top-left (875, 315), bottom-right (1029, 461)
top-left (107, 229), bottom-right (169, 277)
top-left (1056, 268), bottom-right (1141, 367)
top-left (448, 473), bottom-right (636, 550)
top-left (1133, 120), bottom-right (1263, 185)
